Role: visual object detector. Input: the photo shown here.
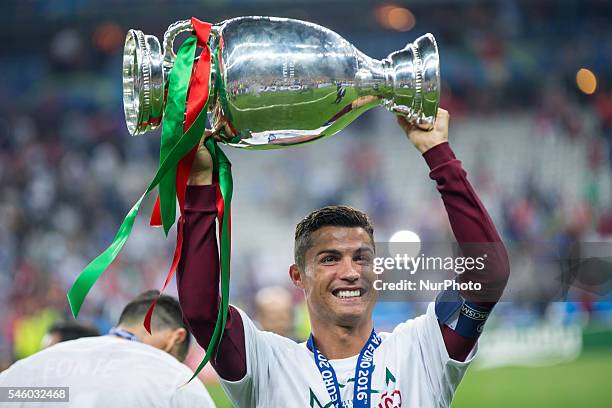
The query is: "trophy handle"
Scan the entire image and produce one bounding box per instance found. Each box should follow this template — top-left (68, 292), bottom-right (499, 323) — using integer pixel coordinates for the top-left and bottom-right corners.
top-left (163, 20), bottom-right (195, 71)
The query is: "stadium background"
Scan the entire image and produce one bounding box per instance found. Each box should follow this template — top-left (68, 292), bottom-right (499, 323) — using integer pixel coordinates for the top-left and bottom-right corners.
top-left (1, 0), bottom-right (611, 406)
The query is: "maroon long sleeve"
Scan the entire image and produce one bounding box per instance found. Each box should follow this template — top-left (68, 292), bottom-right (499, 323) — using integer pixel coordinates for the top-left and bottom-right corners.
top-left (423, 142), bottom-right (510, 361)
top-left (177, 184), bottom-right (247, 381)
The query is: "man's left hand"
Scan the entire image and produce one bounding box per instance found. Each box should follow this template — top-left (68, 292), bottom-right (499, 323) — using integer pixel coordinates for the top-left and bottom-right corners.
top-left (397, 108), bottom-right (450, 154)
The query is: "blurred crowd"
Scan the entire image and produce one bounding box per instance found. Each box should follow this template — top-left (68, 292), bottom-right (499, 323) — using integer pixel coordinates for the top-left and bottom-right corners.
top-left (1, 0), bottom-right (611, 370)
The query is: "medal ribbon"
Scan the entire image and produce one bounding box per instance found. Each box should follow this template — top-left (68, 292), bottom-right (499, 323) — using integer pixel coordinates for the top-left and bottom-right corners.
top-left (308, 329), bottom-right (381, 408)
top-left (108, 328), bottom-right (140, 342)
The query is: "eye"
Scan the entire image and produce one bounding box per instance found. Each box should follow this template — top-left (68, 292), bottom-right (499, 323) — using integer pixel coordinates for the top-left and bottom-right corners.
top-left (320, 255), bottom-right (338, 264)
top-left (355, 254), bottom-right (373, 265)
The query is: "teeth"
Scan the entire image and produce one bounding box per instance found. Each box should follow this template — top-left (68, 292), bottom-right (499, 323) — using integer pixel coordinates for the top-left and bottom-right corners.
top-left (336, 290), bottom-right (360, 299)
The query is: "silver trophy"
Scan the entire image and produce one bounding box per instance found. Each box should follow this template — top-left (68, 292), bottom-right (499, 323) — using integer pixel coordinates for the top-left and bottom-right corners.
top-left (123, 17), bottom-right (440, 148)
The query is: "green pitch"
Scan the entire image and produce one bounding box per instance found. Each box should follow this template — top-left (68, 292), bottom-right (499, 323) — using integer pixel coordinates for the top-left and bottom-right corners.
top-left (205, 350), bottom-right (612, 407)
top-left (205, 385), bottom-right (232, 408)
top-left (452, 350), bottom-right (612, 407)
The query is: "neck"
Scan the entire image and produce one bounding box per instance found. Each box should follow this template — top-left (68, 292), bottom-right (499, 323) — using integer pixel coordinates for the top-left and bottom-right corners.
top-left (309, 318), bottom-right (373, 360)
top-left (114, 325), bottom-right (143, 340)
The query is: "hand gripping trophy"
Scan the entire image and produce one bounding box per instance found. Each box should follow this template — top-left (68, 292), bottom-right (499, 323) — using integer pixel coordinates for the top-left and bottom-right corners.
top-left (69, 17), bottom-right (440, 366)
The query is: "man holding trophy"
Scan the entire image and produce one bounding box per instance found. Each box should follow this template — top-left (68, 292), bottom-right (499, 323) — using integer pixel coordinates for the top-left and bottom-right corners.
top-left (178, 111), bottom-right (510, 407)
top-left (66, 16), bottom-right (510, 408)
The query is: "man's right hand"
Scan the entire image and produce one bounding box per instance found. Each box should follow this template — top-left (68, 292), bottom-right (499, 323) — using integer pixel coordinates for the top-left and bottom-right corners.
top-left (188, 119), bottom-right (235, 186)
top-left (187, 135), bottom-right (214, 186)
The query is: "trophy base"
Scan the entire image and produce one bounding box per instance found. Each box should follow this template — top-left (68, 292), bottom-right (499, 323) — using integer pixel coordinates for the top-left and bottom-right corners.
top-left (385, 33), bottom-right (439, 131)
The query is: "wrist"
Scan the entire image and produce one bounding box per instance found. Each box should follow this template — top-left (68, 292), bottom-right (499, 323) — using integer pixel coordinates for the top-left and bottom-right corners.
top-left (416, 139), bottom-right (447, 154)
top-left (187, 171), bottom-right (213, 186)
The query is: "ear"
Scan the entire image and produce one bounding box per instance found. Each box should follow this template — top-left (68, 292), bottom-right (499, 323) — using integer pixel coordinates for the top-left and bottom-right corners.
top-left (289, 264), bottom-right (305, 290)
top-left (164, 328), bottom-right (187, 353)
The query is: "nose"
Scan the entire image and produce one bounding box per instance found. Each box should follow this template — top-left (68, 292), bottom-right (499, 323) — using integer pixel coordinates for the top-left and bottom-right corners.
top-left (338, 258), bottom-right (360, 282)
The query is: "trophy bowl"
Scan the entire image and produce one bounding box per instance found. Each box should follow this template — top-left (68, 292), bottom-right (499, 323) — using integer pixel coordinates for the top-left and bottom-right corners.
top-left (123, 16), bottom-right (440, 148)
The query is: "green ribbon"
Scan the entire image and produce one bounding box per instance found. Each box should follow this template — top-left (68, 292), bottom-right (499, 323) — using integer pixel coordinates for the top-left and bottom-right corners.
top-left (67, 36), bottom-right (205, 318)
top-left (157, 36), bottom-right (199, 236)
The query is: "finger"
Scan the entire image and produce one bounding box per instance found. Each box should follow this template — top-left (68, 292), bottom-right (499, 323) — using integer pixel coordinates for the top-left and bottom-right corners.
top-left (437, 108), bottom-right (449, 121)
top-left (198, 137), bottom-right (209, 149)
top-left (396, 115), bottom-right (412, 131)
top-left (397, 115), bottom-right (421, 135)
top-left (204, 120), bottom-right (224, 139)
top-left (223, 121), bottom-right (236, 138)
top-left (197, 132), bottom-right (210, 148)
top-left (212, 120), bottom-right (225, 135)
top-left (435, 108), bottom-right (450, 129)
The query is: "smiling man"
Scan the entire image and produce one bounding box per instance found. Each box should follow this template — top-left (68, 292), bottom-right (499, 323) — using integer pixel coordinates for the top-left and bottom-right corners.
top-left (177, 109), bottom-right (510, 407)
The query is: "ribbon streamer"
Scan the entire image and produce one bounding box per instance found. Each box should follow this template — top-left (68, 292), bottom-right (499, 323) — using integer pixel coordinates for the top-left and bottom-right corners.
top-left (68, 18), bottom-right (233, 383)
top-left (144, 20), bottom-right (213, 333)
top-left (67, 35), bottom-right (201, 317)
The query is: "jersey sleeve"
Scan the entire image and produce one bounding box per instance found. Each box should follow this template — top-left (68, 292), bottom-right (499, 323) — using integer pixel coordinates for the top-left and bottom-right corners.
top-left (423, 142), bottom-right (510, 304)
top-left (218, 308), bottom-right (275, 408)
top-left (423, 142), bottom-right (510, 361)
top-left (178, 184), bottom-right (247, 380)
top-left (391, 303), bottom-right (477, 406)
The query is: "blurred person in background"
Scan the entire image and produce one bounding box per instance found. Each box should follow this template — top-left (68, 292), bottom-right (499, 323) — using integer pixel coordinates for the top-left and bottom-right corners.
top-left (40, 321), bottom-right (100, 348)
top-left (0, 290), bottom-right (215, 407)
top-left (254, 286), bottom-right (297, 339)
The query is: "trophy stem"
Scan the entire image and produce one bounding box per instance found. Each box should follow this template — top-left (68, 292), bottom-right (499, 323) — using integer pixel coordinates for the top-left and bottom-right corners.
top-left (353, 53), bottom-right (393, 102)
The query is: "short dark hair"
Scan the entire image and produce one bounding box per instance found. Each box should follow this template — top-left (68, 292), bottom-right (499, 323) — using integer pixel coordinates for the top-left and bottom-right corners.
top-left (48, 321), bottom-right (100, 342)
top-left (294, 205), bottom-right (374, 269)
top-left (118, 290), bottom-right (191, 359)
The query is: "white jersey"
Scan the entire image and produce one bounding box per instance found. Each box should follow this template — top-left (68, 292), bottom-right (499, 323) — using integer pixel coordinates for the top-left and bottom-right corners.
top-left (0, 335), bottom-right (215, 408)
top-left (221, 303), bottom-right (475, 408)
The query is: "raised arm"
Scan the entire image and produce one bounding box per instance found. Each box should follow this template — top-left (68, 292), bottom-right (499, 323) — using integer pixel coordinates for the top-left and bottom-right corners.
top-left (398, 110), bottom-right (510, 361)
top-left (177, 137), bottom-right (247, 380)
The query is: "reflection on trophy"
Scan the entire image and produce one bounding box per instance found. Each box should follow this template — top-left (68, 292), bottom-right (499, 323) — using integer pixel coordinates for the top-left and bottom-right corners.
top-left (123, 16), bottom-right (440, 148)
